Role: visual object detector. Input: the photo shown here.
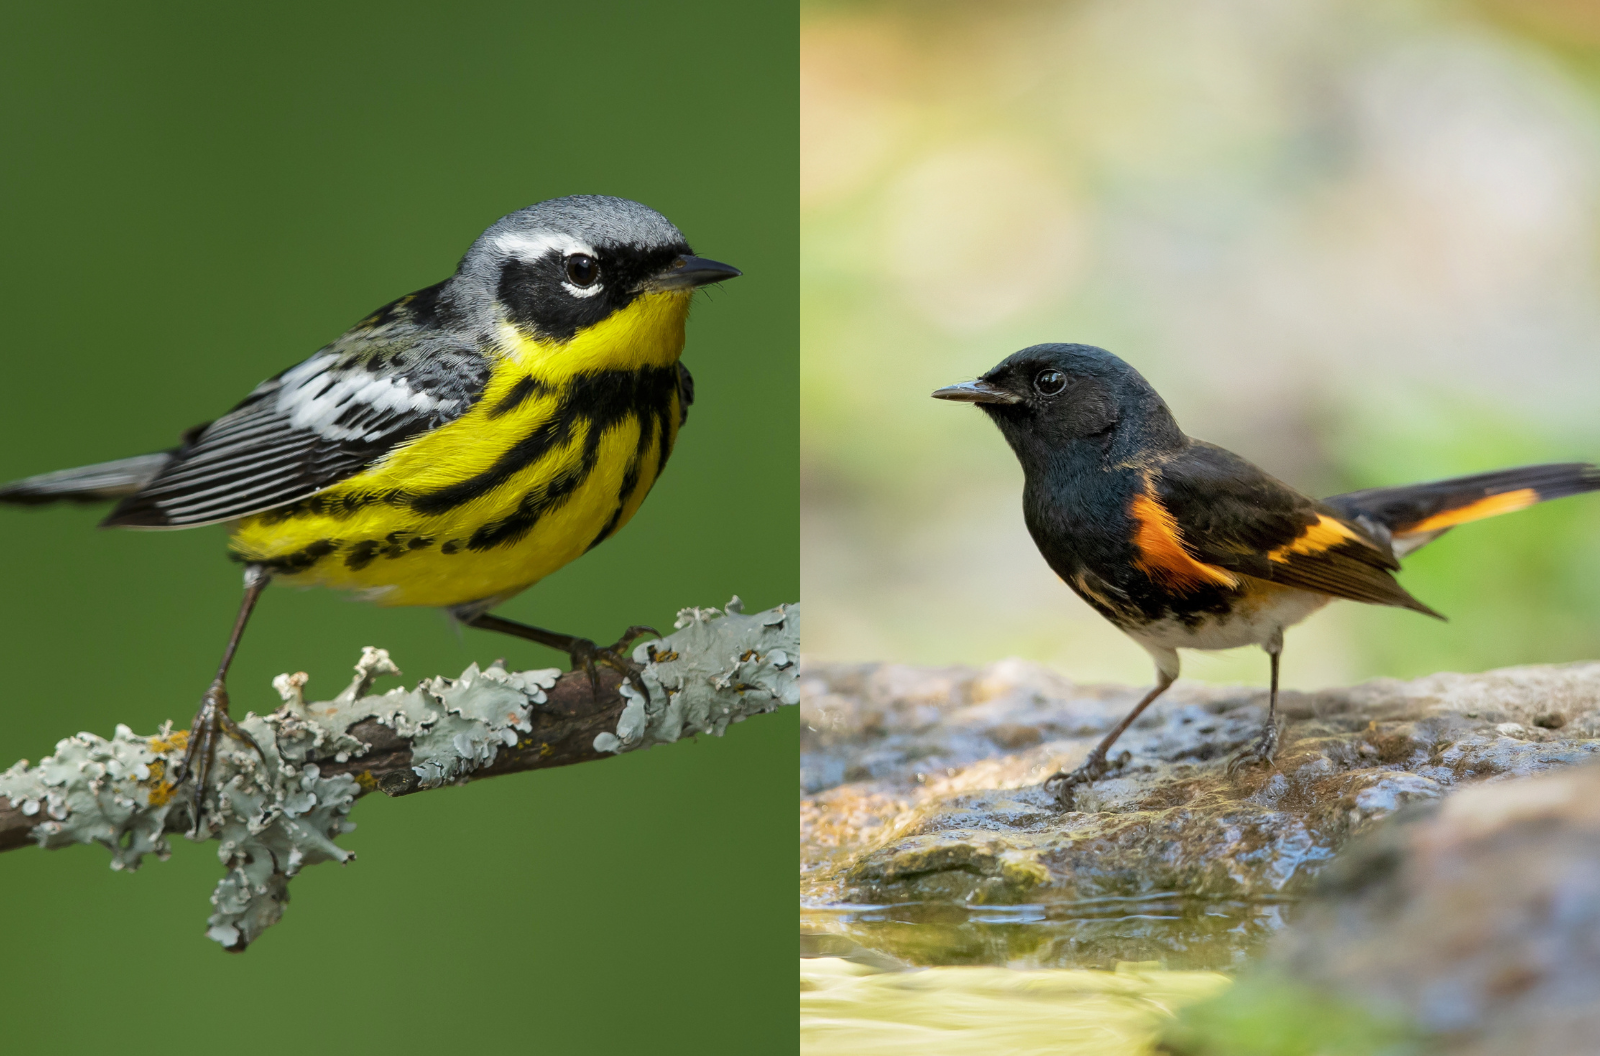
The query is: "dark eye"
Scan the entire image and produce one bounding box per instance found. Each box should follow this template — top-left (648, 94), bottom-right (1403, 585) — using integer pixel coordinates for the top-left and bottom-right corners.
top-left (1034, 369), bottom-right (1067, 396)
top-left (565, 254), bottom-right (599, 287)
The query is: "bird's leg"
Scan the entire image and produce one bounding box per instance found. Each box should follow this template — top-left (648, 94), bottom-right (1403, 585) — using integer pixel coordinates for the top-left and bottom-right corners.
top-left (1227, 635), bottom-right (1283, 775)
top-left (170, 564), bottom-right (271, 835)
top-left (462, 612), bottom-right (657, 702)
top-left (1045, 670), bottom-right (1175, 810)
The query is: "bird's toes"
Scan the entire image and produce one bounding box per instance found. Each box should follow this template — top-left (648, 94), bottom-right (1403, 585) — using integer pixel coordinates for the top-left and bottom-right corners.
top-left (596, 648), bottom-right (650, 703)
top-left (1226, 724), bottom-right (1280, 776)
top-left (1043, 752), bottom-right (1116, 809)
top-left (567, 635), bottom-right (651, 703)
top-left (605, 625), bottom-right (661, 657)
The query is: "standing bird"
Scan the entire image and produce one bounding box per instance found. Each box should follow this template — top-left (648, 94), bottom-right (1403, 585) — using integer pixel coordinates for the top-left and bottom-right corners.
top-left (0, 195), bottom-right (740, 809)
top-left (934, 343), bottom-right (1600, 808)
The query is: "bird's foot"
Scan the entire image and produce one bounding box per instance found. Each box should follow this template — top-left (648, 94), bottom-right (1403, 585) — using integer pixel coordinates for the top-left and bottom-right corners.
top-left (1043, 749), bottom-right (1130, 810)
top-left (1226, 721), bottom-right (1280, 776)
top-left (169, 679), bottom-right (264, 836)
top-left (569, 625), bottom-right (660, 702)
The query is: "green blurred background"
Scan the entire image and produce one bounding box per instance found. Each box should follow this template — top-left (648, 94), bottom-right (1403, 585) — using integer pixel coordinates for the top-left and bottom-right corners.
top-left (803, 0), bottom-right (1600, 690)
top-left (0, 3), bottom-right (795, 1052)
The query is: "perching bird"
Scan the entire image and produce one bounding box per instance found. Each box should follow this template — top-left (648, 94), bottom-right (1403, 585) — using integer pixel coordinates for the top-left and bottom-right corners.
top-left (0, 195), bottom-right (740, 813)
top-left (934, 343), bottom-right (1600, 808)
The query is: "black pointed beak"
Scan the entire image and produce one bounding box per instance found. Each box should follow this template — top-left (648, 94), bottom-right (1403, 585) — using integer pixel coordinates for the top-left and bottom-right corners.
top-left (650, 254), bottom-right (742, 290)
top-left (931, 379), bottom-right (1022, 405)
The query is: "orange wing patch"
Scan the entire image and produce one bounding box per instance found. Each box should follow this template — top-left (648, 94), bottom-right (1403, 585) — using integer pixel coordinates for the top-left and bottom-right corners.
top-left (1401, 488), bottom-right (1539, 534)
top-left (1129, 489), bottom-right (1239, 592)
top-left (1268, 514), bottom-right (1362, 563)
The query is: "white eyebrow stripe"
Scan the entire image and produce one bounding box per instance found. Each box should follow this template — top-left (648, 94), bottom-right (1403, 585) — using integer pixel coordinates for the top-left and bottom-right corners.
top-left (492, 230), bottom-right (596, 262)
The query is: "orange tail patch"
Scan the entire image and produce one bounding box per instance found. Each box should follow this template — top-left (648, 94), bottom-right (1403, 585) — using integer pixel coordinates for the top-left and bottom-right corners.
top-left (1401, 488), bottom-right (1539, 534)
top-left (1130, 487), bottom-right (1239, 592)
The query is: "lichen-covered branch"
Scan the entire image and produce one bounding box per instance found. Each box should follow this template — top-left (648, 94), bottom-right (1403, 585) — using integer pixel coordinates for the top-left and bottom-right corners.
top-left (0, 598), bottom-right (797, 950)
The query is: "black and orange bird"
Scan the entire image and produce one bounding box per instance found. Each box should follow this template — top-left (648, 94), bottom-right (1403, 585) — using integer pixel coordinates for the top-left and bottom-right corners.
top-left (934, 343), bottom-right (1600, 808)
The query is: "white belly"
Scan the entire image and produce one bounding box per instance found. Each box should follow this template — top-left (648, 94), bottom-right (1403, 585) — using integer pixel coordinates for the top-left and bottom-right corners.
top-left (1127, 584), bottom-right (1332, 653)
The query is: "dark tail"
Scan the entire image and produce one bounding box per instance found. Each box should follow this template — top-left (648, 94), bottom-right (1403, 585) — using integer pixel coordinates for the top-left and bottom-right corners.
top-left (1325, 462), bottom-right (1600, 556)
top-left (0, 453), bottom-right (172, 506)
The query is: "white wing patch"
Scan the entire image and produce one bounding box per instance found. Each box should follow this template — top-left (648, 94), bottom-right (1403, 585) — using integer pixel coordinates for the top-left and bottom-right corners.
top-left (276, 356), bottom-right (459, 442)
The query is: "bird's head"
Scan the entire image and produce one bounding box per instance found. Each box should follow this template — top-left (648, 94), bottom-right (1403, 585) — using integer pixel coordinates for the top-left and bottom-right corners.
top-left (933, 343), bottom-right (1182, 468)
top-left (455, 195), bottom-right (740, 372)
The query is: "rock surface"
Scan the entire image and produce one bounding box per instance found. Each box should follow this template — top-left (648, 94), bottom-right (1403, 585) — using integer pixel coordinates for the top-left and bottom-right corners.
top-left (802, 658), bottom-right (1600, 968)
top-left (1162, 760), bottom-right (1600, 1055)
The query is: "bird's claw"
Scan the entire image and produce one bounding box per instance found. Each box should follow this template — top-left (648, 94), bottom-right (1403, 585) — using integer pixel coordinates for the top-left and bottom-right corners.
top-left (569, 626), bottom-right (660, 703)
top-left (608, 625), bottom-right (662, 657)
top-left (169, 680), bottom-right (264, 836)
top-left (1043, 749), bottom-right (1130, 810)
top-left (1226, 721), bottom-right (1280, 776)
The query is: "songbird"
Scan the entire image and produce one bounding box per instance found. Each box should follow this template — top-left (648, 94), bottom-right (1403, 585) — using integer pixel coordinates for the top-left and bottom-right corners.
top-left (934, 343), bottom-right (1599, 808)
top-left (0, 195), bottom-right (740, 808)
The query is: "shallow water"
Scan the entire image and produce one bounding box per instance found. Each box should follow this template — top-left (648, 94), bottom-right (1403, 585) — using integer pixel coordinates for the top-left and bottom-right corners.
top-left (799, 896), bottom-right (1283, 1054)
top-left (801, 957), bottom-right (1231, 1056)
top-left (802, 893), bottom-right (1288, 973)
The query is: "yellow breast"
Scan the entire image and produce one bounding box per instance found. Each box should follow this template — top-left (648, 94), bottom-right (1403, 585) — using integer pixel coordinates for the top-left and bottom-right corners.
top-left (228, 290), bottom-right (691, 609)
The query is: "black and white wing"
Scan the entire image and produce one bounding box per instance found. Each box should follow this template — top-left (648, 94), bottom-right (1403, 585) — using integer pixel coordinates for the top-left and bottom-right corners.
top-left (105, 296), bottom-right (490, 528)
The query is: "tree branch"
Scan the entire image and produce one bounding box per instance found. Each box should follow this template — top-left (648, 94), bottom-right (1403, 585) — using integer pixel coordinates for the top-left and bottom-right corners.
top-left (0, 598), bottom-right (798, 950)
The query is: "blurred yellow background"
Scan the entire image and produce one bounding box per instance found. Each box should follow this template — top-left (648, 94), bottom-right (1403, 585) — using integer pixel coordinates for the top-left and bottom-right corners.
top-left (803, 0), bottom-right (1600, 689)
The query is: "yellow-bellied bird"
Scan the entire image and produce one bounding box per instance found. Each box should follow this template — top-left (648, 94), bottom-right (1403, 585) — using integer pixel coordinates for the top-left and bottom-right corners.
top-left (0, 195), bottom-right (740, 811)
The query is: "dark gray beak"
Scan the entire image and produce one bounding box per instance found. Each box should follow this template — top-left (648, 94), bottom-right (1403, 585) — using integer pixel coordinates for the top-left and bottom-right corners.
top-left (651, 254), bottom-right (742, 290)
top-left (931, 379), bottom-right (1022, 405)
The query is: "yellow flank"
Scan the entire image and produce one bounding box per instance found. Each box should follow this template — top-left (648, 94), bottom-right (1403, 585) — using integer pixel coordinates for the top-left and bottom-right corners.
top-left (1268, 515), bottom-right (1360, 562)
top-left (228, 290), bottom-right (692, 609)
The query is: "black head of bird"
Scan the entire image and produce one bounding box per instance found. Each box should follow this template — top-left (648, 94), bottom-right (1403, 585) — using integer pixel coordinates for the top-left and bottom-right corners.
top-left (932, 342), bottom-right (1183, 471)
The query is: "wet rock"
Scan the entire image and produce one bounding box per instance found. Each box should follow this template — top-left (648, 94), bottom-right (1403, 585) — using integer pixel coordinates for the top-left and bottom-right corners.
top-left (1162, 760), bottom-right (1600, 1055)
top-left (802, 659), bottom-right (1600, 962)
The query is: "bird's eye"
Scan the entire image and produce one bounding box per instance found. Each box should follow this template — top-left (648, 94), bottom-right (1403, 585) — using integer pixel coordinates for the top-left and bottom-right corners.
top-left (1034, 369), bottom-right (1067, 396)
top-left (565, 254), bottom-right (600, 287)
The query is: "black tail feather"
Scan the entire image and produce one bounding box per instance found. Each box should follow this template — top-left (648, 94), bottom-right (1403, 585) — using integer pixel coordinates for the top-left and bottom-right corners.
top-left (0, 453), bottom-right (172, 506)
top-left (1325, 462), bottom-right (1600, 545)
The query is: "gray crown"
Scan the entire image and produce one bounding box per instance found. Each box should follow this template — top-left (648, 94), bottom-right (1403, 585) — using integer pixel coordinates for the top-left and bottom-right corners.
top-left (479, 195), bottom-right (687, 254)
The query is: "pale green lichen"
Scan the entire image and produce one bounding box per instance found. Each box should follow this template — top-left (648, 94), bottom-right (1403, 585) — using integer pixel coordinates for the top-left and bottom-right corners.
top-left (199, 727), bottom-right (361, 949)
top-left (0, 725), bottom-right (177, 870)
top-left (596, 598), bottom-right (800, 754)
top-left (399, 664), bottom-right (557, 788)
top-left (0, 599), bottom-right (798, 950)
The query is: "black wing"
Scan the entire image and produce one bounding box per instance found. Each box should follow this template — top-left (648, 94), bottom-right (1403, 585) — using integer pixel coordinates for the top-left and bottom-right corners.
top-left (105, 284), bottom-right (491, 528)
top-left (1153, 441), bottom-right (1440, 616)
top-left (676, 362), bottom-right (694, 427)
